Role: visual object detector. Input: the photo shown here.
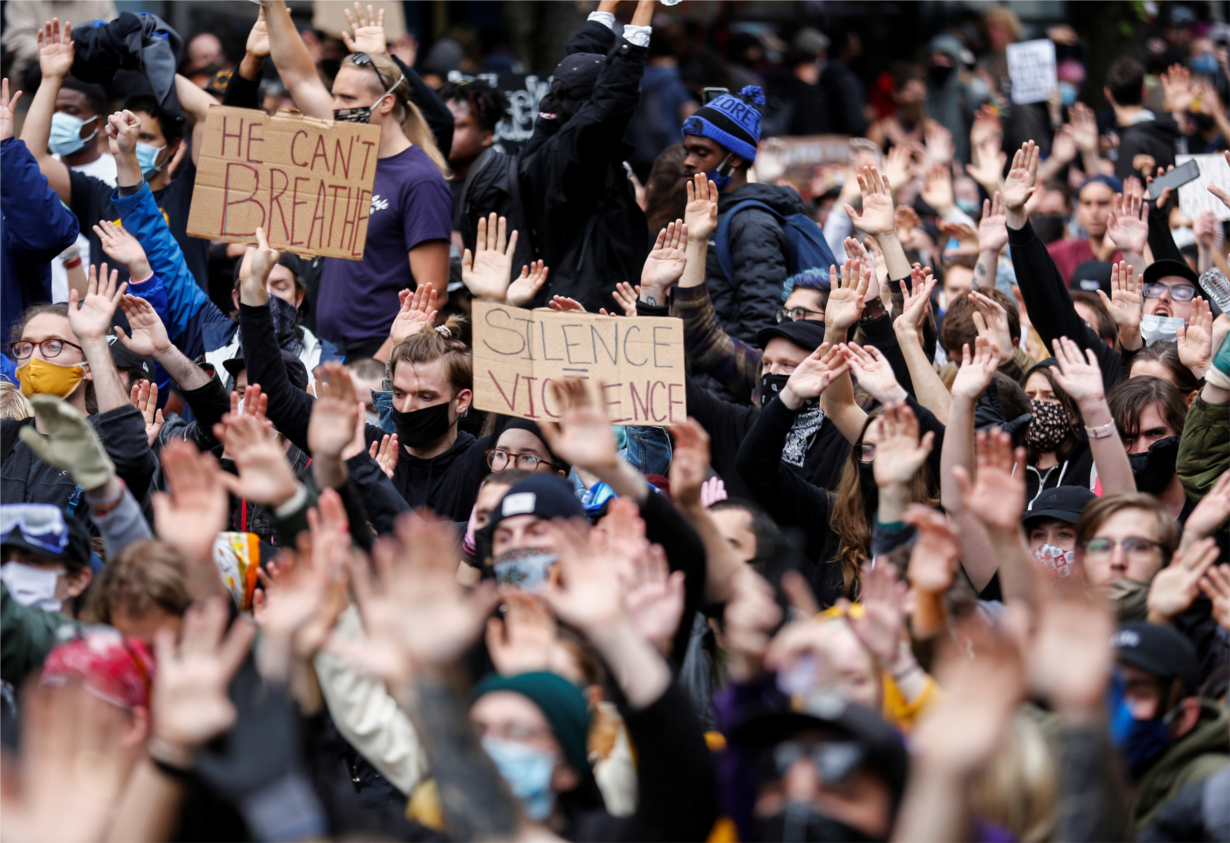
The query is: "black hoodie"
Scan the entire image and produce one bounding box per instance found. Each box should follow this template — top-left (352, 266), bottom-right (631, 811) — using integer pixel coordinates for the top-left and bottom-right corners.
top-left (704, 182), bottom-right (811, 346)
top-left (1115, 113), bottom-right (1182, 183)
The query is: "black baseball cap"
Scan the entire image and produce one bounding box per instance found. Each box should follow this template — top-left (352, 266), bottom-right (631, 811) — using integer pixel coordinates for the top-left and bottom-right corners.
top-left (1071, 259), bottom-right (1113, 296)
top-left (487, 474), bottom-right (584, 531)
top-left (1143, 259), bottom-right (1199, 288)
top-left (105, 334), bottom-right (154, 383)
top-left (223, 350), bottom-right (309, 392)
top-left (1113, 621), bottom-right (1199, 696)
top-left (1022, 486), bottom-right (1097, 527)
top-left (755, 319), bottom-right (827, 353)
top-left (552, 53), bottom-right (605, 103)
top-left (731, 696), bottom-right (909, 807)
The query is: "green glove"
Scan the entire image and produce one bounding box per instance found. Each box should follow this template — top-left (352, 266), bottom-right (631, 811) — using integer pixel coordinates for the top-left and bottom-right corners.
top-left (20, 395), bottom-right (116, 491)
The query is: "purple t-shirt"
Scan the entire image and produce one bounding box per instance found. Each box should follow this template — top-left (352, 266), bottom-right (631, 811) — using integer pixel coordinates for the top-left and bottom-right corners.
top-left (316, 144), bottom-right (451, 349)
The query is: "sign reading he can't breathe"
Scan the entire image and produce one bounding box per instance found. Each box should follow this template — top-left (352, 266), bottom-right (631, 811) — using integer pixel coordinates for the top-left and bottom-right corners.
top-left (472, 301), bottom-right (687, 427)
top-left (187, 106), bottom-right (382, 260)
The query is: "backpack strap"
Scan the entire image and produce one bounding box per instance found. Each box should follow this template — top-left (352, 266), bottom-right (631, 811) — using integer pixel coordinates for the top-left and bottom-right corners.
top-left (715, 199), bottom-right (784, 283)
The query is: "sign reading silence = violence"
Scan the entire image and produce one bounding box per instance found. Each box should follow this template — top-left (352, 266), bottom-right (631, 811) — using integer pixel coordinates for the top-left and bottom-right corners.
top-left (187, 105), bottom-right (382, 260)
top-left (472, 301), bottom-right (687, 427)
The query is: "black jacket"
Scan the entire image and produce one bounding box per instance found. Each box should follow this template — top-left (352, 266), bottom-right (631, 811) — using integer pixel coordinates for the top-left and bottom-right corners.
top-left (1115, 114), bottom-right (1181, 183)
top-left (518, 21), bottom-right (650, 312)
top-left (706, 183), bottom-right (810, 346)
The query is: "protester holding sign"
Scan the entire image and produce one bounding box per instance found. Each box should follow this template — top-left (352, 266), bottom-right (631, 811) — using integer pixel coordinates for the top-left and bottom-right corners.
top-left (262, 0), bottom-right (451, 359)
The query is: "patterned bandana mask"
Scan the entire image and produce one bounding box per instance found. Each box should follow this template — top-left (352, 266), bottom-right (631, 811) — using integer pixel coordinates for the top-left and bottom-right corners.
top-left (1027, 399), bottom-right (1070, 453)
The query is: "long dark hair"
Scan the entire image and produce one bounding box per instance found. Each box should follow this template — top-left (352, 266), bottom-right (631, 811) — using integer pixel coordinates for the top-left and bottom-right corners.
top-left (1023, 364), bottom-right (1084, 465)
top-left (643, 144), bottom-right (688, 239)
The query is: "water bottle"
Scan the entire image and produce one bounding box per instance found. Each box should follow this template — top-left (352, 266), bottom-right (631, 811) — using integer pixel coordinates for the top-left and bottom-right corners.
top-left (660, 0), bottom-right (683, 5)
top-left (1199, 267), bottom-right (1230, 314)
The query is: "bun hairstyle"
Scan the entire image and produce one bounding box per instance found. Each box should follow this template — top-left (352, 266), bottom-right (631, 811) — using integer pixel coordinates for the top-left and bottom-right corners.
top-left (387, 314), bottom-right (472, 397)
top-left (340, 52), bottom-right (451, 178)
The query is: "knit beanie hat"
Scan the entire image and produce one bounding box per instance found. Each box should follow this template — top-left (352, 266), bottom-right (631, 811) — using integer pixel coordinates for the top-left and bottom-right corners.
top-left (681, 85), bottom-right (764, 163)
top-left (472, 671), bottom-right (592, 773)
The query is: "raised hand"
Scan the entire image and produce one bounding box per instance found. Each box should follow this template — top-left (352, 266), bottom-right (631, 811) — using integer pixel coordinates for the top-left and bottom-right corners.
top-left (640, 219), bottom-right (687, 301)
top-left (872, 402), bottom-right (934, 489)
top-left (920, 163), bottom-right (955, 214)
top-left (949, 337), bottom-right (999, 401)
top-left (937, 220), bottom-right (980, 258)
top-left (92, 220), bottom-right (152, 280)
top-left (1069, 102), bottom-right (1099, 154)
top-left (700, 476), bottom-right (727, 508)
top-left (116, 294), bottom-right (172, 357)
top-left (1160, 63), bottom-right (1195, 113)
top-left (722, 568), bottom-right (783, 682)
top-left (978, 192), bottom-right (1009, 254)
top-left (824, 258), bottom-right (869, 332)
top-left (308, 361), bottom-right (359, 460)
top-left (1147, 537), bottom-right (1219, 624)
top-left (1001, 141), bottom-right (1040, 216)
top-left (68, 263), bottom-right (125, 341)
top-left (1049, 124), bottom-right (1077, 165)
top-left (0, 79), bottom-right (20, 143)
top-left (612, 282), bottom-right (640, 317)
top-left (1199, 563), bottom-right (1230, 632)
top-left (846, 342), bottom-right (907, 404)
top-left (1106, 190), bottom-right (1148, 256)
top-left (548, 295), bottom-right (586, 313)
top-left (842, 236), bottom-right (881, 304)
top-left (952, 428), bottom-right (1026, 532)
top-left (924, 124), bottom-right (955, 168)
top-left (462, 213), bottom-right (517, 301)
top-left (538, 378), bottom-right (619, 471)
top-left (880, 144), bottom-right (914, 199)
top-left (969, 290), bottom-right (1013, 362)
top-left (897, 265), bottom-right (936, 333)
top-left (131, 379), bottom-right (164, 446)
top-left (669, 418), bottom-right (711, 509)
top-left (105, 108), bottom-right (141, 157)
top-left (390, 284), bottom-right (438, 346)
top-left (240, 226), bottom-right (282, 297)
top-left (844, 165), bottom-right (896, 236)
top-left (1096, 260), bottom-right (1143, 338)
top-left (152, 598), bottom-right (256, 757)
top-left (781, 343), bottom-right (848, 409)
top-left (904, 504), bottom-right (959, 594)
top-left (245, 7), bottom-right (270, 58)
top-left (341, 2), bottom-right (386, 54)
top-left (214, 413), bottom-right (301, 507)
top-left (844, 563), bottom-right (909, 670)
top-left (1177, 296), bottom-right (1214, 378)
top-left (541, 519), bottom-right (628, 635)
top-left (37, 18), bottom-right (75, 80)
top-left (507, 260), bottom-right (548, 308)
top-left (1182, 472), bottom-right (1230, 545)
top-left (1193, 209), bottom-right (1220, 252)
top-left (965, 139), bottom-right (1007, 195)
top-left (369, 433), bottom-right (399, 479)
top-left (622, 543), bottom-right (685, 654)
top-left (1050, 336), bottom-right (1105, 407)
top-left (970, 104), bottom-right (1003, 150)
top-left (1209, 150), bottom-right (1230, 209)
top-left (486, 593), bottom-right (558, 676)
top-left (684, 174), bottom-right (718, 242)
top-left (863, 234), bottom-right (891, 291)
top-left (152, 440), bottom-right (231, 567)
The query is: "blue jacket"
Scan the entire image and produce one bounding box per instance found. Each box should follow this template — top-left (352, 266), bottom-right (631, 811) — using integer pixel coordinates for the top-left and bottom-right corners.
top-left (1, 138), bottom-right (79, 352)
top-left (109, 181), bottom-right (228, 362)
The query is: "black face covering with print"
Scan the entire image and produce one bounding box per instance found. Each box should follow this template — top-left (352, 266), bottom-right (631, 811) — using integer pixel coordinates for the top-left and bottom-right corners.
top-left (1027, 399), bottom-right (1069, 453)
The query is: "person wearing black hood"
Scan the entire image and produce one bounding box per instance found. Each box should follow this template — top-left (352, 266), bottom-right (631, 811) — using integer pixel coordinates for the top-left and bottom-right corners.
top-left (517, 0), bottom-right (656, 313)
top-left (1105, 58), bottom-right (1182, 183)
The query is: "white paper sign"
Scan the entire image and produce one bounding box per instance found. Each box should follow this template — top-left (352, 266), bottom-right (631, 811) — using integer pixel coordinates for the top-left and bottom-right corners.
top-left (1007, 39), bottom-right (1057, 105)
top-left (1175, 154), bottom-right (1230, 222)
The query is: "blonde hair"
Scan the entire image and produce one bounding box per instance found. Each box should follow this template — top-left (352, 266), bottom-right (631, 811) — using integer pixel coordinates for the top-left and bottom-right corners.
top-left (387, 315), bottom-right (472, 395)
top-left (0, 381), bottom-right (32, 420)
top-left (341, 52), bottom-right (451, 177)
top-left (972, 712), bottom-right (1058, 843)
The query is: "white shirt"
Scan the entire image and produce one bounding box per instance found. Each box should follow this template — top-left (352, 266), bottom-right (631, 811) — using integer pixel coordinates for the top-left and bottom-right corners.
top-left (50, 153), bottom-right (118, 303)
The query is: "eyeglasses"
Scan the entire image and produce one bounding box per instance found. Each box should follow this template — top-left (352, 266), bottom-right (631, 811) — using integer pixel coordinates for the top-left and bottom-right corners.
top-left (486, 448), bottom-right (554, 472)
top-left (772, 740), bottom-right (865, 785)
top-left (1142, 282), bottom-right (1197, 301)
top-left (1082, 537), bottom-right (1163, 556)
top-left (1, 504), bottom-right (69, 555)
top-left (776, 306), bottom-right (825, 324)
top-left (858, 443), bottom-right (876, 463)
top-left (9, 338), bottom-right (84, 360)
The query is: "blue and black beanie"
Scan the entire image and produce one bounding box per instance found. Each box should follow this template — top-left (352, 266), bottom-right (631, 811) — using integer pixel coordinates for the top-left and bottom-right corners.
top-left (681, 85), bottom-right (764, 164)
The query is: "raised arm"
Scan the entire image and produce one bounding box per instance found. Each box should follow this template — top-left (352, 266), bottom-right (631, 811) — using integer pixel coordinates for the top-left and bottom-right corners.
top-left (19, 18), bottom-right (74, 203)
top-left (262, 0), bottom-right (334, 119)
top-left (173, 74), bottom-right (216, 167)
top-left (1049, 336), bottom-right (1136, 495)
top-left (893, 266), bottom-right (950, 423)
top-left (821, 258), bottom-right (872, 442)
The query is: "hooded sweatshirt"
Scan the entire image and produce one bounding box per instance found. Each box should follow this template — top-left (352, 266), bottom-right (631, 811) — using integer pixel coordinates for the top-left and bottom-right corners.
top-left (1116, 112), bottom-right (1183, 183)
top-left (1130, 698), bottom-right (1230, 833)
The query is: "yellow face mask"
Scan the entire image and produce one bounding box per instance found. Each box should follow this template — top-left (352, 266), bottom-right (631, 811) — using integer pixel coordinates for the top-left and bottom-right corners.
top-left (17, 357), bottom-right (87, 399)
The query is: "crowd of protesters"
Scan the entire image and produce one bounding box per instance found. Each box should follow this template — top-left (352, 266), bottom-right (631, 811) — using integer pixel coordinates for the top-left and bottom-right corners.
top-left (1, 1), bottom-right (1230, 841)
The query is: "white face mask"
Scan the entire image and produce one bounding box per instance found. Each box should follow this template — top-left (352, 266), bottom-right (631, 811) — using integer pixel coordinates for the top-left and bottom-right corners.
top-left (1140, 314), bottom-right (1185, 345)
top-left (1, 562), bottom-right (64, 611)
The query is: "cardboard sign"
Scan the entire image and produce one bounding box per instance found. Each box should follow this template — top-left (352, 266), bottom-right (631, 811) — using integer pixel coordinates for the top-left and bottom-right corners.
top-left (187, 106), bottom-right (382, 259)
top-left (1006, 39), bottom-right (1057, 105)
top-left (1176, 154), bottom-right (1230, 222)
top-left (472, 301), bottom-right (686, 427)
top-left (444, 71), bottom-right (552, 149)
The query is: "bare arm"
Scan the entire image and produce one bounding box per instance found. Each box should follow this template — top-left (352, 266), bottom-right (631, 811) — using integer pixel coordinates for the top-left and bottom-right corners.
top-left (1050, 337), bottom-right (1135, 495)
top-left (173, 74), bottom-right (215, 167)
top-left (19, 19), bottom-right (72, 203)
top-left (893, 268), bottom-right (950, 424)
top-left (408, 241), bottom-right (450, 301)
top-left (261, 0), bottom-right (334, 119)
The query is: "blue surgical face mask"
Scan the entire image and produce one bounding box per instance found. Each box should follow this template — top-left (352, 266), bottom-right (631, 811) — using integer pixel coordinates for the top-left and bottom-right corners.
top-left (1058, 81), bottom-right (1079, 108)
top-left (48, 112), bottom-right (99, 157)
top-left (707, 151), bottom-right (735, 191)
top-left (482, 737), bottom-right (557, 821)
top-left (1191, 53), bottom-right (1219, 76)
top-left (955, 197), bottom-right (981, 215)
top-left (135, 141), bottom-right (167, 177)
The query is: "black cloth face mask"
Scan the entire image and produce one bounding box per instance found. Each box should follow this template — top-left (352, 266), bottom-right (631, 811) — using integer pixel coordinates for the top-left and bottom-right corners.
top-left (760, 803), bottom-right (883, 843)
top-left (390, 401), bottom-right (455, 449)
top-left (1127, 435), bottom-right (1180, 494)
top-left (761, 372), bottom-right (791, 405)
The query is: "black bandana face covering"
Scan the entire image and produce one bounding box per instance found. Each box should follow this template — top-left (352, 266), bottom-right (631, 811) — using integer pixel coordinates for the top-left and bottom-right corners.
top-left (1027, 399), bottom-right (1070, 453)
top-left (1127, 435), bottom-right (1180, 494)
top-left (390, 401), bottom-right (454, 449)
